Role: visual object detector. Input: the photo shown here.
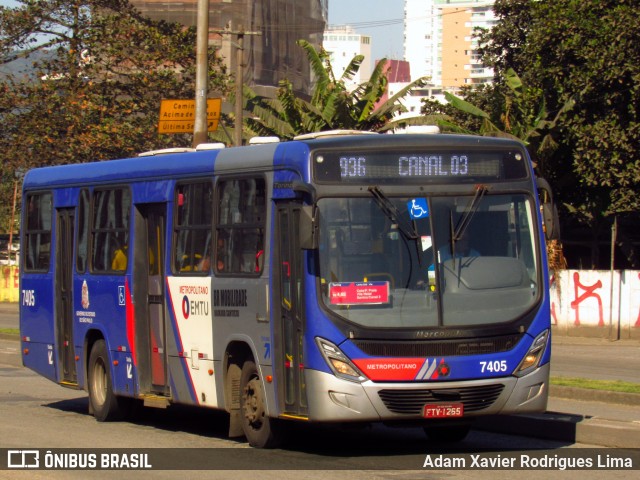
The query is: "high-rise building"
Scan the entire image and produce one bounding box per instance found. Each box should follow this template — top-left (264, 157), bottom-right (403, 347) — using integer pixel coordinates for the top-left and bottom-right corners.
top-left (130, 0), bottom-right (327, 95)
top-left (404, 0), bottom-right (496, 88)
top-left (322, 26), bottom-right (372, 90)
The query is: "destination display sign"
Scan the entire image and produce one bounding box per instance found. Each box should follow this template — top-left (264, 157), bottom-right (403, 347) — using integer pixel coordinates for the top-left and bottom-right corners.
top-left (313, 149), bottom-right (528, 184)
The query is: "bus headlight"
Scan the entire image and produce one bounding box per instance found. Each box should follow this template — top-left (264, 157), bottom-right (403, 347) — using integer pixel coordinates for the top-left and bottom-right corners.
top-left (514, 329), bottom-right (549, 377)
top-left (316, 337), bottom-right (366, 383)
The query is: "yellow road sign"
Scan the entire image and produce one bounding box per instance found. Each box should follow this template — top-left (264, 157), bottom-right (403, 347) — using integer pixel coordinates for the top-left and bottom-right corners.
top-left (158, 98), bottom-right (221, 133)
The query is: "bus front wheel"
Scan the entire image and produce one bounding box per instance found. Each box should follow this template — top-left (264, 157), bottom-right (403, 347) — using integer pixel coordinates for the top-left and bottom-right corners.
top-left (239, 360), bottom-right (282, 448)
top-left (88, 339), bottom-right (128, 422)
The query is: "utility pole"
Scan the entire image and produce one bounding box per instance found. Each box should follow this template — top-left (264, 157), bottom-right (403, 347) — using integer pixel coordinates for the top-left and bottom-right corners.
top-left (212, 25), bottom-right (261, 147)
top-left (7, 179), bottom-right (17, 264)
top-left (193, 0), bottom-right (210, 147)
top-left (235, 27), bottom-right (244, 148)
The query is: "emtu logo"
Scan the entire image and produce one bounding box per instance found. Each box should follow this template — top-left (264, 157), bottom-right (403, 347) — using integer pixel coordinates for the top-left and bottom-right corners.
top-left (182, 296), bottom-right (190, 319)
top-left (7, 450), bottom-right (39, 468)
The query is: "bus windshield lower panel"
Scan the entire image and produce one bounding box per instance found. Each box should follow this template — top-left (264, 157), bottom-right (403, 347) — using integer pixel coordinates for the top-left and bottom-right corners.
top-left (317, 194), bottom-right (539, 328)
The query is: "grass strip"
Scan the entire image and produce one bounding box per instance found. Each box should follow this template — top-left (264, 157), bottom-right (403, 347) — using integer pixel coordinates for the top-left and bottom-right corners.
top-left (551, 376), bottom-right (640, 394)
top-left (0, 328), bottom-right (19, 336)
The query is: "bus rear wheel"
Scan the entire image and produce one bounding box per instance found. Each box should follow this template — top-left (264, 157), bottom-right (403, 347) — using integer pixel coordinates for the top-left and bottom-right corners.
top-left (239, 360), bottom-right (282, 448)
top-left (88, 339), bottom-right (128, 422)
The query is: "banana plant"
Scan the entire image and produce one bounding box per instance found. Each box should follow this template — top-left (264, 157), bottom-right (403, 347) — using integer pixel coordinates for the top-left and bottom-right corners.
top-left (220, 39), bottom-right (432, 141)
top-left (441, 69), bottom-right (574, 155)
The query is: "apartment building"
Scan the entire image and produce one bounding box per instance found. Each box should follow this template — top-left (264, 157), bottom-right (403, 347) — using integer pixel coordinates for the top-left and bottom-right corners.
top-left (404, 0), bottom-right (496, 87)
top-left (322, 26), bottom-right (373, 89)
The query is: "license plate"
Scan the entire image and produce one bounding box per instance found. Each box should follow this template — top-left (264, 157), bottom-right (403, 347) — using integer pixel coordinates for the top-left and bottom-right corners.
top-left (423, 403), bottom-right (464, 418)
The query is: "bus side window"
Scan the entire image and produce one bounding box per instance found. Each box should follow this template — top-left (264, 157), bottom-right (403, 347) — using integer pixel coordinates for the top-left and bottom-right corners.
top-left (91, 188), bottom-right (130, 274)
top-left (173, 181), bottom-right (213, 274)
top-left (76, 189), bottom-right (90, 273)
top-left (215, 177), bottom-right (265, 275)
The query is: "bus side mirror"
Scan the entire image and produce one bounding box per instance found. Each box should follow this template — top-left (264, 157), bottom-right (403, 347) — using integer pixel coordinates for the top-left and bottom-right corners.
top-left (300, 205), bottom-right (318, 250)
top-left (536, 177), bottom-right (560, 241)
top-left (541, 203), bottom-right (560, 240)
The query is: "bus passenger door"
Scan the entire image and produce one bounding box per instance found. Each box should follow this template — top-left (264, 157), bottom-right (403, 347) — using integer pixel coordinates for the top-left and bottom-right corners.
top-left (55, 208), bottom-right (77, 385)
top-left (133, 204), bottom-right (169, 396)
top-left (274, 202), bottom-right (308, 417)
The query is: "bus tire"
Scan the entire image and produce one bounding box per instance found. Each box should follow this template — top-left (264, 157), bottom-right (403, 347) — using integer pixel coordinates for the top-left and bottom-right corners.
top-left (88, 339), bottom-right (127, 422)
top-left (423, 424), bottom-right (471, 443)
top-left (240, 360), bottom-right (282, 448)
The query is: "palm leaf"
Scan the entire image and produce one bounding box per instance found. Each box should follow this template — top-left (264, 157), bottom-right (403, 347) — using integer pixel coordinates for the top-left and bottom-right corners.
top-left (444, 91), bottom-right (491, 119)
top-left (504, 68), bottom-right (523, 97)
top-left (340, 55), bottom-right (364, 84)
top-left (296, 39), bottom-right (332, 106)
top-left (372, 76), bottom-right (430, 120)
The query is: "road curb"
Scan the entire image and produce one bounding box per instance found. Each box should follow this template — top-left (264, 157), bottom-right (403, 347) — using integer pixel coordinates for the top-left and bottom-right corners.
top-left (474, 412), bottom-right (640, 448)
top-left (550, 385), bottom-right (640, 406)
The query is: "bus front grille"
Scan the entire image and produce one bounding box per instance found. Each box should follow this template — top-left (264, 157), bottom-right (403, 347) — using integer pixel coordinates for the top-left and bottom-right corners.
top-left (353, 335), bottom-right (522, 357)
top-left (378, 384), bottom-right (505, 414)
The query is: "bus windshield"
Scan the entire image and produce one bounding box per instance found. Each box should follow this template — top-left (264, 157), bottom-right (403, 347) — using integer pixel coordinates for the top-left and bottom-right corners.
top-left (317, 193), bottom-right (540, 328)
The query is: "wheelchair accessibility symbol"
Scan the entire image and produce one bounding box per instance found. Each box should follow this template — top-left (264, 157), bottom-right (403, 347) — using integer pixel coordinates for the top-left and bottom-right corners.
top-left (407, 198), bottom-right (429, 219)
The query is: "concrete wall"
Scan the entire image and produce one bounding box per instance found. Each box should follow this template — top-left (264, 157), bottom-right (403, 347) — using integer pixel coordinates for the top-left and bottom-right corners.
top-left (550, 270), bottom-right (640, 340)
top-left (0, 266), bottom-right (19, 302)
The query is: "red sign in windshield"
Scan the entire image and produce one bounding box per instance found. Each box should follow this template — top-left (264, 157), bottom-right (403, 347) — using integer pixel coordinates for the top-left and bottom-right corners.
top-left (329, 281), bottom-right (390, 305)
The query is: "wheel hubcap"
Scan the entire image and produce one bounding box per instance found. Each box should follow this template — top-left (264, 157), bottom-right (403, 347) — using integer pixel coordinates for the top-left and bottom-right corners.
top-left (92, 358), bottom-right (107, 405)
top-left (242, 376), bottom-right (265, 428)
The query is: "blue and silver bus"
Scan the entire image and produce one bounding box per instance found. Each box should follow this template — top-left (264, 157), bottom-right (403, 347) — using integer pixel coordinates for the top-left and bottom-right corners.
top-left (20, 131), bottom-right (556, 447)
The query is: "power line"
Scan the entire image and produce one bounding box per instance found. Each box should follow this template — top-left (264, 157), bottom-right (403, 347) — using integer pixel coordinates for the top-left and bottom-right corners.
top-left (261, 8), bottom-right (475, 32)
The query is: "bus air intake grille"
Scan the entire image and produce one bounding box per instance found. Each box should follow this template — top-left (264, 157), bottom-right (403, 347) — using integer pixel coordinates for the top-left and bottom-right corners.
top-left (378, 384), bottom-right (505, 414)
top-left (352, 335), bottom-right (522, 357)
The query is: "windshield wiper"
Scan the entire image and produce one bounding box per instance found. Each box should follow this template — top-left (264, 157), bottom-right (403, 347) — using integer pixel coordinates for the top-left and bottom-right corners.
top-left (454, 184), bottom-right (489, 241)
top-left (368, 186), bottom-right (418, 240)
top-left (449, 184), bottom-right (489, 266)
top-left (369, 186), bottom-right (425, 287)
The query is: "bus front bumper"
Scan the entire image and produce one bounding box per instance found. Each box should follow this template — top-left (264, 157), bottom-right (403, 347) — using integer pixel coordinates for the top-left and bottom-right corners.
top-left (304, 362), bottom-right (550, 423)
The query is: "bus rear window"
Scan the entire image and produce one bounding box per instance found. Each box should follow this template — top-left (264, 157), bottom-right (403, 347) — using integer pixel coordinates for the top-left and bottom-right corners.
top-left (23, 192), bottom-right (53, 272)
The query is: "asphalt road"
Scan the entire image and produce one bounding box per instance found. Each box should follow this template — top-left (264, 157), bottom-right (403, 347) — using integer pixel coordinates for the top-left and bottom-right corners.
top-left (549, 336), bottom-right (640, 384)
top-left (1, 303), bottom-right (639, 478)
top-left (0, 352), bottom-right (636, 479)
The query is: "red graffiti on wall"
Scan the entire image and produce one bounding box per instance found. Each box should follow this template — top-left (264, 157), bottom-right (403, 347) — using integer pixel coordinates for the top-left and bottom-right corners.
top-left (549, 274), bottom-right (558, 325)
top-left (1, 266), bottom-right (18, 288)
top-left (550, 301), bottom-right (558, 325)
top-left (570, 272), bottom-right (604, 326)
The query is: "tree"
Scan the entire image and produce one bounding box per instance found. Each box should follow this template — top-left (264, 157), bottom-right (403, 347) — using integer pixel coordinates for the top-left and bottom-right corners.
top-left (427, 69), bottom-right (573, 173)
top-left (0, 0), bottom-right (229, 229)
top-left (475, 0), bottom-right (534, 79)
top-left (424, 69), bottom-right (573, 270)
top-left (224, 39), bottom-right (431, 140)
top-left (468, 0), bottom-right (640, 268)
top-left (1, 0), bottom-right (229, 168)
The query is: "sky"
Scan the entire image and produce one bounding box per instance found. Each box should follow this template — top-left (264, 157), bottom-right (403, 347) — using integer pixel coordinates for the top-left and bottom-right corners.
top-left (328, 0), bottom-right (405, 61)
